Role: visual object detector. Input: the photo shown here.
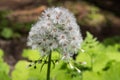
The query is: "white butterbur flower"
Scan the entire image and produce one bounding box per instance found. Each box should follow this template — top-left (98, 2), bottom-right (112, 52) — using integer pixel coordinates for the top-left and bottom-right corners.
top-left (27, 7), bottom-right (83, 61)
top-left (58, 34), bottom-right (68, 45)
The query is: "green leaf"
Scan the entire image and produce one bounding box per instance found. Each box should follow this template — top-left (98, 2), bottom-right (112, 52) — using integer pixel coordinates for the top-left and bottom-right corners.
top-left (107, 52), bottom-right (120, 62)
top-left (0, 72), bottom-right (11, 80)
top-left (12, 61), bottom-right (29, 80)
top-left (105, 45), bottom-right (120, 62)
top-left (1, 28), bottom-right (13, 39)
top-left (0, 49), bottom-right (4, 57)
top-left (92, 53), bottom-right (109, 72)
top-left (83, 71), bottom-right (102, 80)
top-left (51, 70), bottom-right (71, 80)
top-left (0, 62), bottom-right (10, 74)
top-left (81, 32), bottom-right (100, 56)
top-left (0, 49), bottom-right (4, 61)
top-left (51, 61), bottom-right (73, 80)
top-left (77, 32), bottom-right (109, 71)
top-left (51, 51), bottom-right (60, 60)
top-left (102, 36), bottom-right (120, 46)
top-left (22, 49), bottom-right (40, 60)
top-left (76, 53), bottom-right (91, 68)
top-left (102, 62), bottom-right (120, 80)
top-left (12, 60), bottom-right (51, 80)
top-left (0, 49), bottom-right (10, 80)
top-left (12, 60), bottom-right (47, 80)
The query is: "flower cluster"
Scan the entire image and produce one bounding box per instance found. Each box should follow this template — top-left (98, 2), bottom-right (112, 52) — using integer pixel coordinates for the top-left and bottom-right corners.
top-left (27, 7), bottom-right (83, 60)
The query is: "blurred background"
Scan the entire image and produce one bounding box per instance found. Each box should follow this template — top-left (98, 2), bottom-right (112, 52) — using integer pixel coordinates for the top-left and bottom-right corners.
top-left (0, 0), bottom-right (120, 80)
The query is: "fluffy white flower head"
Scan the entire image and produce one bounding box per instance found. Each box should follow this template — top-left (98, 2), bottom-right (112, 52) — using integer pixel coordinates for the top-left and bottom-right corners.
top-left (27, 7), bottom-right (83, 61)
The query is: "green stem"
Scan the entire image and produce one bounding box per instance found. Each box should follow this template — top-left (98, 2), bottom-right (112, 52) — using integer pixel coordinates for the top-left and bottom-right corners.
top-left (47, 50), bottom-right (52, 80)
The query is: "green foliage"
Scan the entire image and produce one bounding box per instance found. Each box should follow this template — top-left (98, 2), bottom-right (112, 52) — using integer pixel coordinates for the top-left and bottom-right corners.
top-left (12, 60), bottom-right (81, 80)
top-left (0, 9), bottom-right (119, 80)
top-left (103, 36), bottom-right (120, 46)
top-left (0, 49), bottom-right (4, 59)
top-left (11, 32), bottom-right (120, 80)
top-left (22, 49), bottom-right (60, 61)
top-left (0, 11), bottom-right (12, 39)
top-left (12, 48), bottom-right (79, 80)
top-left (83, 71), bottom-right (102, 80)
top-left (1, 28), bottom-right (13, 39)
top-left (47, 0), bottom-right (53, 5)
top-left (0, 49), bottom-right (11, 80)
top-left (76, 32), bottom-right (120, 79)
top-left (12, 60), bottom-right (47, 80)
top-left (77, 32), bottom-right (109, 72)
top-left (79, 6), bottom-right (106, 27)
top-left (102, 62), bottom-right (120, 80)
top-left (22, 49), bottom-right (40, 60)
top-left (0, 11), bottom-right (33, 39)
top-left (51, 51), bottom-right (60, 60)
top-left (0, 11), bottom-right (10, 28)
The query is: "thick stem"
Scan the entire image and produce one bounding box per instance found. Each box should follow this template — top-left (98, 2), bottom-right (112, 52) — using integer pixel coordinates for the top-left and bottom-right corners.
top-left (47, 50), bottom-right (52, 80)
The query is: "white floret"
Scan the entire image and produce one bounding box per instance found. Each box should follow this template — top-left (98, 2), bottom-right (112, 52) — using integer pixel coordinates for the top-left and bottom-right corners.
top-left (27, 7), bottom-right (83, 61)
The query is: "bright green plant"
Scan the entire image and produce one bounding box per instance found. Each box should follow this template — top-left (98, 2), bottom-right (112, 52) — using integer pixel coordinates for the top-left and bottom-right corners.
top-left (1, 28), bottom-right (13, 39)
top-left (11, 32), bottom-right (120, 80)
top-left (0, 49), bottom-right (11, 80)
top-left (0, 11), bottom-right (33, 39)
top-left (12, 49), bottom-right (80, 80)
top-left (76, 32), bottom-right (109, 72)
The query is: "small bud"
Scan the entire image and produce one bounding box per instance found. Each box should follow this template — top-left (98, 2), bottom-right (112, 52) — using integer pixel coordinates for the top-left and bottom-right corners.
top-left (44, 60), bottom-right (48, 64)
top-left (34, 66), bottom-right (36, 69)
top-left (75, 67), bottom-right (81, 73)
top-left (80, 49), bottom-right (85, 53)
top-left (69, 63), bottom-right (74, 69)
top-left (26, 64), bottom-right (32, 68)
top-left (34, 61), bottom-right (37, 64)
top-left (38, 60), bottom-right (42, 63)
